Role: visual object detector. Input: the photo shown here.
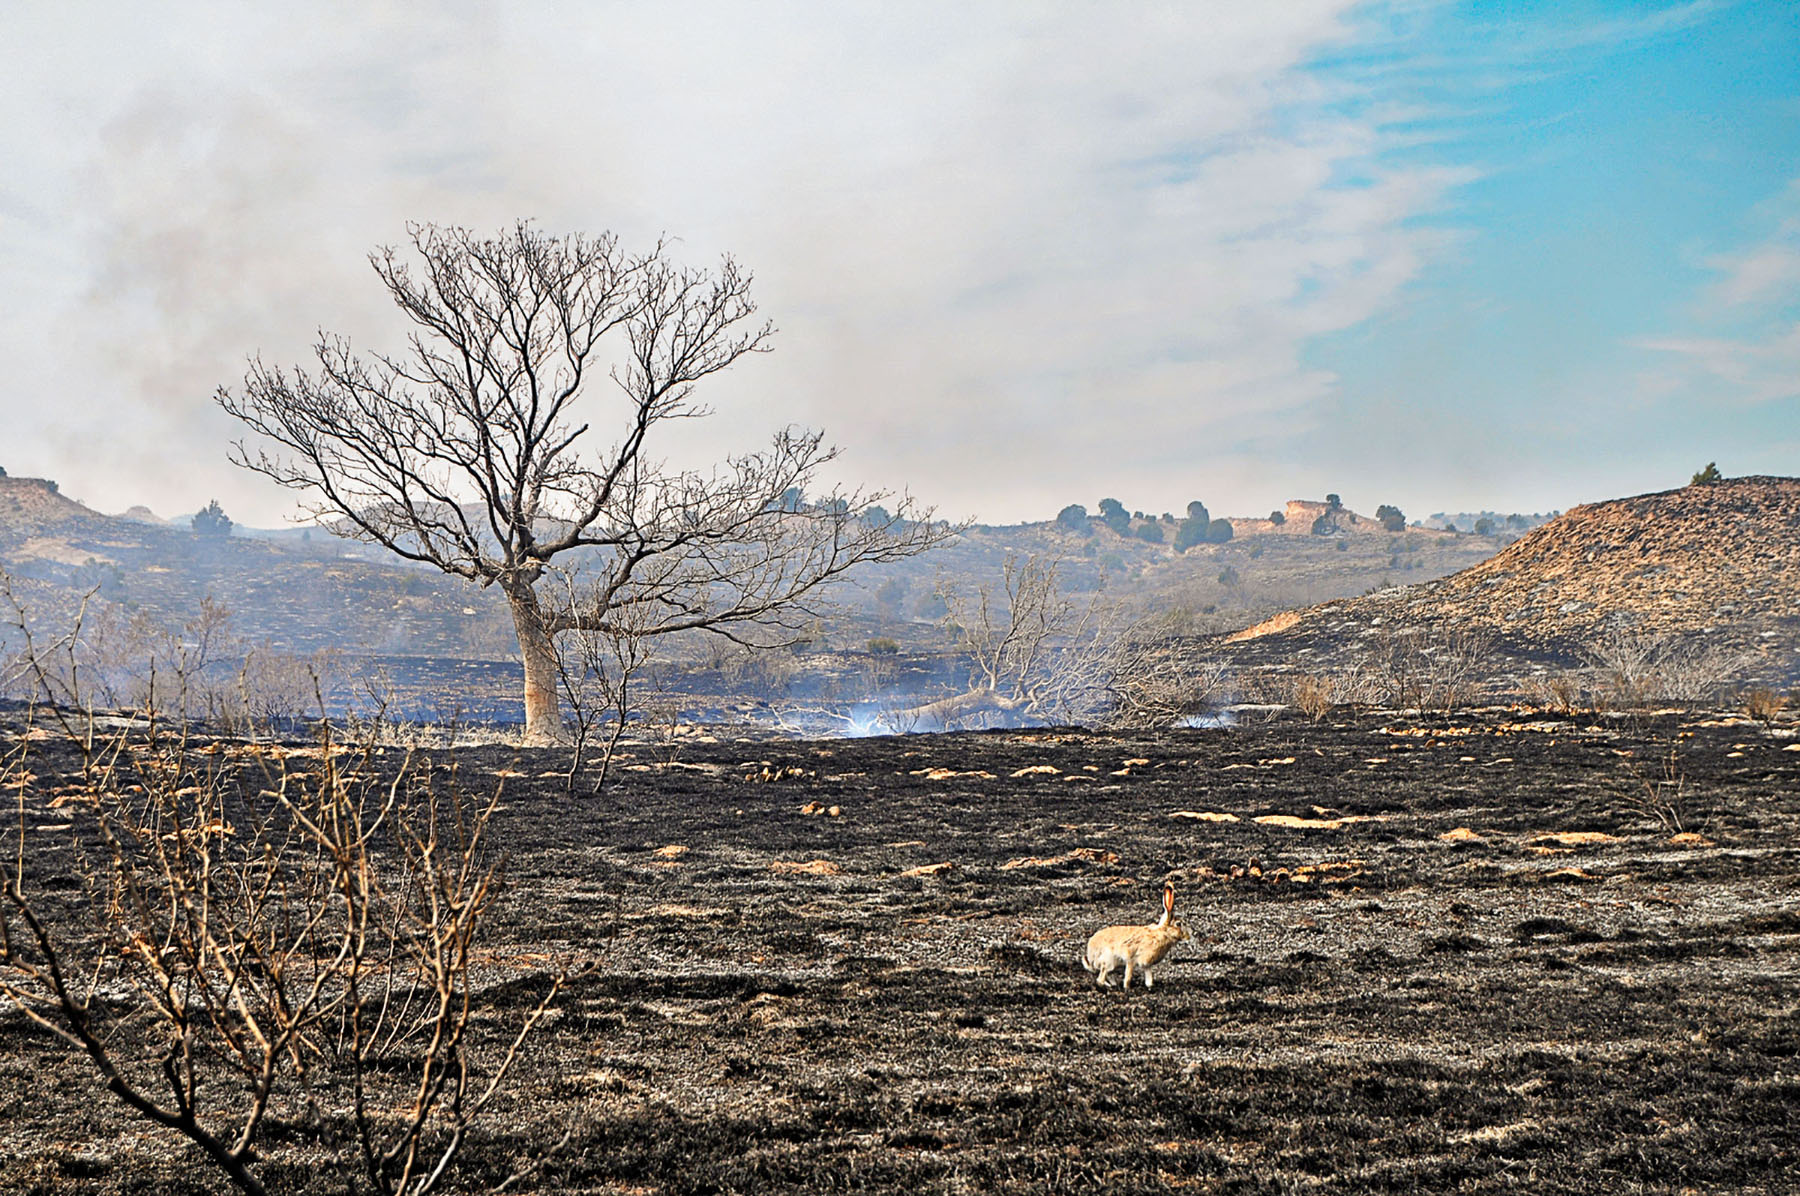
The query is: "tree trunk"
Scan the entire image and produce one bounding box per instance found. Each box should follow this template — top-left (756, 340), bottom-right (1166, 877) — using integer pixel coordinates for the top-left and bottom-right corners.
top-left (504, 581), bottom-right (569, 745)
top-left (898, 688), bottom-right (1027, 730)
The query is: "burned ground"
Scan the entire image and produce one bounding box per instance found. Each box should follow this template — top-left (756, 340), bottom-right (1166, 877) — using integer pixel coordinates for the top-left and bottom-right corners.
top-left (3, 708), bottom-right (1798, 1193)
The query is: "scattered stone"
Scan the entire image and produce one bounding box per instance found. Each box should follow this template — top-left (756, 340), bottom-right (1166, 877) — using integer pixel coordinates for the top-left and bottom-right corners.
top-left (1000, 847), bottom-right (1118, 869)
top-left (770, 859), bottom-right (843, 876)
top-left (1255, 814), bottom-right (1375, 830)
top-left (1531, 831), bottom-right (1618, 846)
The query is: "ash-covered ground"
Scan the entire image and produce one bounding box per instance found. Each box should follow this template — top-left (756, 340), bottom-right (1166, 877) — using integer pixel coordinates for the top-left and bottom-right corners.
top-left (3, 707), bottom-right (1798, 1194)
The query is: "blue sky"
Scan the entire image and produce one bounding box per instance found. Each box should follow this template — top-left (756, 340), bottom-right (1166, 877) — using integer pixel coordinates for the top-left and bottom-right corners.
top-left (1297, 1), bottom-right (1800, 505)
top-left (0, 2), bottom-right (1793, 526)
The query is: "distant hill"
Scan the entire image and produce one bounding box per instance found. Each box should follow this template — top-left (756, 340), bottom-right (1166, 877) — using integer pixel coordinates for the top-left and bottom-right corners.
top-left (0, 475), bottom-right (105, 536)
top-left (1223, 476), bottom-right (1800, 687)
top-left (1, 470), bottom-right (1513, 675)
top-left (0, 475), bottom-right (516, 659)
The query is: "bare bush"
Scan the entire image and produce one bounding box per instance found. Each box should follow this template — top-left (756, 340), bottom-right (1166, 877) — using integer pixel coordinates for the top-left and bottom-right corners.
top-left (1523, 672), bottom-right (1586, 715)
top-left (1092, 632), bottom-right (1236, 730)
top-left (1290, 673), bottom-right (1336, 720)
top-left (1742, 687), bottom-right (1789, 724)
top-left (1286, 668), bottom-right (1380, 720)
top-left (1, 626), bottom-right (567, 1195)
top-left (1372, 624), bottom-right (1494, 711)
top-left (1584, 628), bottom-right (1747, 709)
top-left (551, 568), bottom-right (657, 794)
top-left (905, 556), bottom-right (1243, 731)
top-left (1612, 742), bottom-right (1699, 835)
top-left (1, 575), bottom-right (340, 738)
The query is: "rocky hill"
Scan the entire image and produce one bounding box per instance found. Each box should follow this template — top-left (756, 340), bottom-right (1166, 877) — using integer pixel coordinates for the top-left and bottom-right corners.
top-left (1224, 475), bottom-right (1800, 687)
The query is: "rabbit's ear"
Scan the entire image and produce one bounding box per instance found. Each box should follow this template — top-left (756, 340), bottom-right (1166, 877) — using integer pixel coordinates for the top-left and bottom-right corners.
top-left (1163, 883), bottom-right (1176, 917)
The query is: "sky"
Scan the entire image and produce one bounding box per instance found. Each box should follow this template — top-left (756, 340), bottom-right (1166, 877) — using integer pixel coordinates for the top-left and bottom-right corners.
top-left (1, 1), bottom-right (1795, 529)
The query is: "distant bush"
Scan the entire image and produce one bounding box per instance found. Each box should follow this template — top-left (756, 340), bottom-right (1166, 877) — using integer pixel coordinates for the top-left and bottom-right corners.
top-left (1269, 510), bottom-right (1285, 525)
top-left (1185, 500), bottom-right (1210, 525)
top-left (1056, 503), bottom-right (1089, 532)
top-left (1375, 504), bottom-right (1405, 532)
top-left (1311, 513), bottom-right (1336, 536)
top-left (1691, 462), bottom-right (1722, 486)
top-left (1216, 566), bottom-right (1240, 587)
top-left (192, 499), bottom-right (233, 537)
top-left (867, 637), bottom-right (900, 656)
top-left (1134, 521), bottom-right (1165, 544)
top-left (1097, 498), bottom-right (1130, 536)
top-left (1174, 517), bottom-right (1208, 552)
top-left (1204, 518), bottom-right (1233, 543)
top-left (1475, 517), bottom-right (1496, 535)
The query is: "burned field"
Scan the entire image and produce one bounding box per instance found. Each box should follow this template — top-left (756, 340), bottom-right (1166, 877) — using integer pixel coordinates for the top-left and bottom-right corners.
top-left (3, 709), bottom-right (1798, 1193)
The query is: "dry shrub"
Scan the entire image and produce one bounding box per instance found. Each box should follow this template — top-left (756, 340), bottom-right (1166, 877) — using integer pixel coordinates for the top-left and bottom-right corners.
top-left (1742, 687), bottom-right (1789, 724)
top-left (1372, 624), bottom-right (1494, 711)
top-left (1524, 673), bottom-right (1585, 715)
top-left (1291, 674), bottom-right (1336, 720)
top-left (1583, 628), bottom-right (1747, 709)
top-left (1612, 742), bottom-right (1699, 835)
top-left (1, 706), bottom-right (568, 1195)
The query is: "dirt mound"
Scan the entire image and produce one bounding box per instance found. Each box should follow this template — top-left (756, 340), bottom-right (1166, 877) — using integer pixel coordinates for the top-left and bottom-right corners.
top-left (1222, 476), bottom-right (1800, 682)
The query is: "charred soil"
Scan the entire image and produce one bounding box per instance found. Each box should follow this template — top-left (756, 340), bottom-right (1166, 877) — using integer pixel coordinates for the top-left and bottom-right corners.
top-left (3, 709), bottom-right (1798, 1193)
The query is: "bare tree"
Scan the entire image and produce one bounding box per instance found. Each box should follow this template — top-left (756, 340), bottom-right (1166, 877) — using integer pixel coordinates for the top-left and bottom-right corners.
top-left (900, 556), bottom-right (1231, 731)
top-left (905, 555), bottom-right (1098, 728)
top-left (218, 222), bottom-right (947, 742)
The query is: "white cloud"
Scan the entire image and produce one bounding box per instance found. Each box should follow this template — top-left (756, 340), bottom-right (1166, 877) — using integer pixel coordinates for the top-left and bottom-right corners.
top-left (1641, 178), bottom-right (1800, 407)
top-left (0, 2), bottom-right (1464, 523)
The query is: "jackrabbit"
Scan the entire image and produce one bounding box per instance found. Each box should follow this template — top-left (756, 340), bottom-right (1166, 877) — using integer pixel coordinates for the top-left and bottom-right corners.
top-left (1083, 883), bottom-right (1190, 989)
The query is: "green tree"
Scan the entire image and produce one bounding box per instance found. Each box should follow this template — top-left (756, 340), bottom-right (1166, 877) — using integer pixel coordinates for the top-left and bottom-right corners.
top-left (1056, 503), bottom-right (1089, 532)
top-left (1475, 517), bottom-right (1496, 535)
top-left (1691, 462), bottom-right (1722, 485)
top-left (1134, 521), bottom-right (1165, 544)
top-left (1269, 509), bottom-right (1285, 525)
top-left (1097, 497), bottom-right (1130, 536)
top-left (1374, 503), bottom-right (1405, 532)
top-left (1186, 500), bottom-right (1210, 524)
top-left (1204, 518), bottom-right (1234, 543)
top-left (192, 499), bottom-right (233, 537)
